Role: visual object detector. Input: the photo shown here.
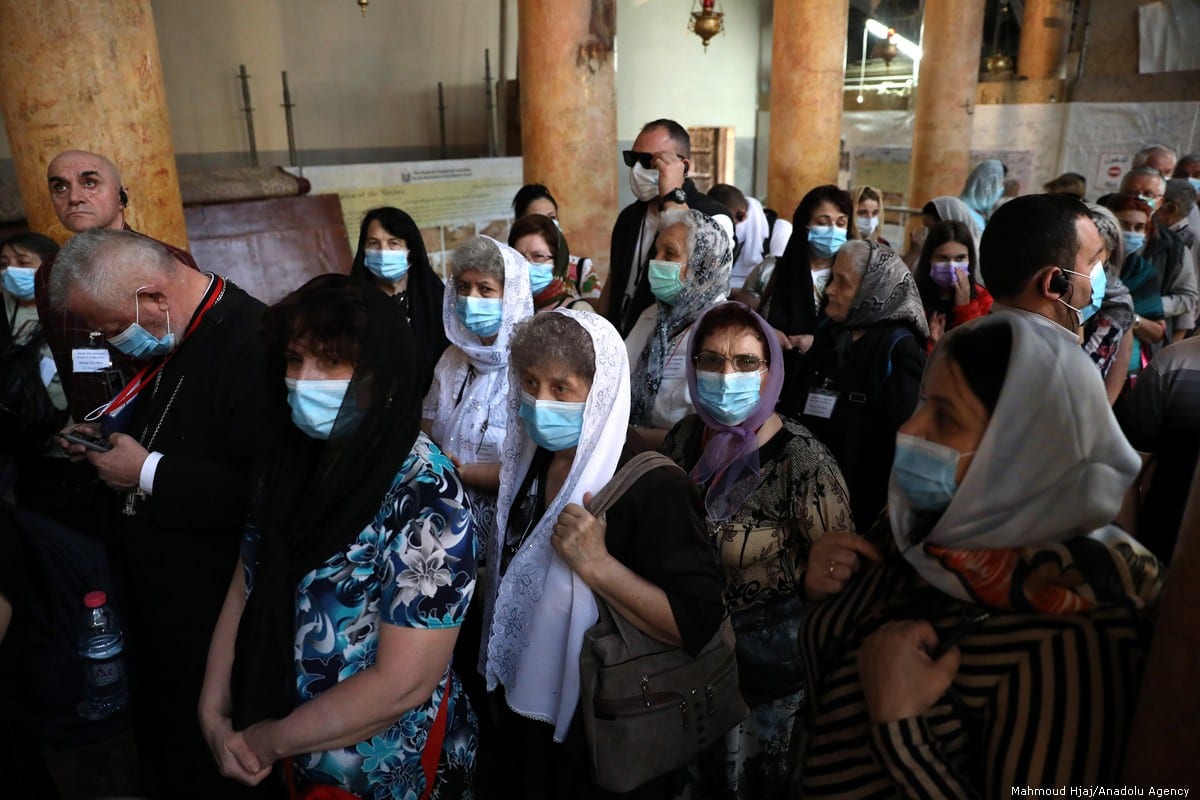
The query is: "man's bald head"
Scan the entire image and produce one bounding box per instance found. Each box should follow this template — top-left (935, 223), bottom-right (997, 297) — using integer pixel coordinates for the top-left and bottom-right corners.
top-left (47, 150), bottom-right (126, 233)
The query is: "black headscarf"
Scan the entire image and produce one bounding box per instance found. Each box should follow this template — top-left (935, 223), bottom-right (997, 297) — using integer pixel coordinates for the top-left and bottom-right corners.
top-left (349, 207), bottom-right (449, 393)
top-left (231, 275), bottom-right (423, 729)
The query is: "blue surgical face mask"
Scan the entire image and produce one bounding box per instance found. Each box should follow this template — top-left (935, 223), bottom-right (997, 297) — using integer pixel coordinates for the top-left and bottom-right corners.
top-left (1137, 194), bottom-right (1159, 212)
top-left (892, 432), bottom-right (971, 512)
top-left (519, 391), bottom-right (586, 451)
top-left (1062, 260), bottom-right (1106, 323)
top-left (2, 266), bottom-right (36, 301)
top-left (456, 295), bottom-right (504, 338)
top-left (528, 261), bottom-right (554, 295)
top-left (1123, 231), bottom-right (1146, 256)
top-left (648, 259), bottom-right (684, 304)
top-left (363, 249), bottom-right (409, 282)
top-left (695, 370), bottom-right (763, 426)
top-left (285, 377), bottom-right (350, 440)
top-left (856, 216), bottom-right (879, 237)
top-left (107, 292), bottom-right (175, 359)
top-left (808, 225), bottom-right (848, 259)
top-left (1188, 177), bottom-right (1200, 194)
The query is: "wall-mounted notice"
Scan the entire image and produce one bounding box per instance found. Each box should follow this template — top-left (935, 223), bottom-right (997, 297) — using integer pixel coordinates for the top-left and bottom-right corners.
top-left (301, 157), bottom-right (523, 278)
top-left (1094, 152), bottom-right (1133, 196)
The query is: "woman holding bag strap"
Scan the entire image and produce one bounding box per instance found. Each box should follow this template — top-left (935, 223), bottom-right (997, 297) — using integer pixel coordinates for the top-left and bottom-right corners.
top-left (482, 309), bottom-right (725, 799)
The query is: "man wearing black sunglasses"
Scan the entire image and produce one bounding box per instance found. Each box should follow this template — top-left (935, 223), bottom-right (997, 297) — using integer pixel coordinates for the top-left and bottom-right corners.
top-left (598, 118), bottom-right (734, 337)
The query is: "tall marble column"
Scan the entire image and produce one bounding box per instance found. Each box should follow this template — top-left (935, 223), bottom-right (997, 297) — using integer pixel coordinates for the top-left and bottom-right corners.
top-left (908, 0), bottom-right (986, 207)
top-left (0, 0), bottom-right (187, 247)
top-left (1017, 0), bottom-right (1069, 80)
top-left (767, 0), bottom-right (848, 218)
top-left (517, 0), bottom-right (617, 275)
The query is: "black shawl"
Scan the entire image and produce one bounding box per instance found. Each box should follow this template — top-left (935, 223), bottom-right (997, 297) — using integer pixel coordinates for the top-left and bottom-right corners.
top-left (231, 282), bottom-right (423, 729)
top-left (348, 207), bottom-right (449, 393)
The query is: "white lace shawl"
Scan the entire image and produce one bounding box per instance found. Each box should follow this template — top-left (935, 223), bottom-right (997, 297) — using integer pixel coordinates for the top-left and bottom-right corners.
top-left (426, 237), bottom-right (534, 461)
top-left (482, 309), bottom-right (631, 741)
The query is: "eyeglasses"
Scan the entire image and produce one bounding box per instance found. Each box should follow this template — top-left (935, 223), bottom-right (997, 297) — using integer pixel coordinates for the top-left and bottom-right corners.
top-left (524, 252), bottom-right (554, 264)
top-left (693, 352), bottom-right (769, 372)
top-left (622, 150), bottom-right (682, 169)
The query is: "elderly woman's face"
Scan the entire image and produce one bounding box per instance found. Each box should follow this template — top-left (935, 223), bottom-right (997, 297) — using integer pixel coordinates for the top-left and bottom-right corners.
top-left (696, 327), bottom-right (768, 394)
top-left (518, 361), bottom-right (591, 404)
top-left (653, 223), bottom-right (692, 281)
top-left (898, 353), bottom-right (989, 486)
top-left (284, 337), bottom-right (356, 382)
top-left (457, 268), bottom-right (503, 299)
top-left (823, 250), bottom-right (862, 323)
top-left (365, 219), bottom-right (408, 252)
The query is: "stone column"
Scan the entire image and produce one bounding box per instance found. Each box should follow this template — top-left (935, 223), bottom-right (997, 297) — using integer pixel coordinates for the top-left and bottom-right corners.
top-left (517, 0), bottom-right (617, 276)
top-left (0, 0), bottom-right (187, 248)
top-left (1017, 0), bottom-right (1069, 80)
top-left (767, 0), bottom-right (848, 218)
top-left (908, 0), bottom-right (986, 207)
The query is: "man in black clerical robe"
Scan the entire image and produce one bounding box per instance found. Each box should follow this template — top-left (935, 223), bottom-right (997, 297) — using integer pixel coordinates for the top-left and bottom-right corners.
top-left (50, 229), bottom-right (281, 799)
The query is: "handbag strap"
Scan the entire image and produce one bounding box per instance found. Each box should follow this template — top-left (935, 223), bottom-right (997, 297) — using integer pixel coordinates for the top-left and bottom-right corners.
top-left (419, 671), bottom-right (454, 800)
top-left (587, 451), bottom-right (683, 517)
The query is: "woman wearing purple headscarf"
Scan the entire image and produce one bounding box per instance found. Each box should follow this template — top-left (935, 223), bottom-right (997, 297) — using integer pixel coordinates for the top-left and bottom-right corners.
top-left (661, 301), bottom-right (854, 800)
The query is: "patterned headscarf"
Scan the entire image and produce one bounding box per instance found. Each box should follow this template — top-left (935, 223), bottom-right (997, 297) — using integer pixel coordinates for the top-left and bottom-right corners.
top-left (686, 302), bottom-right (784, 522)
top-left (839, 239), bottom-right (930, 339)
top-left (630, 209), bottom-right (732, 424)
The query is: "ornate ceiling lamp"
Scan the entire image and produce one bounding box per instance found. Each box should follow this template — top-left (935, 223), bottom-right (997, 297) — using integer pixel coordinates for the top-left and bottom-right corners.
top-left (689, 0), bottom-right (725, 51)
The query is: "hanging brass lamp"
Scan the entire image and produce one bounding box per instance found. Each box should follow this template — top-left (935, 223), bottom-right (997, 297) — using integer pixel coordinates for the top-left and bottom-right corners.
top-left (689, 0), bottom-right (725, 51)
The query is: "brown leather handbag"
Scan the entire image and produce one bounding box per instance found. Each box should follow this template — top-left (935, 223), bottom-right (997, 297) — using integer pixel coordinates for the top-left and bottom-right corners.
top-left (578, 452), bottom-right (749, 793)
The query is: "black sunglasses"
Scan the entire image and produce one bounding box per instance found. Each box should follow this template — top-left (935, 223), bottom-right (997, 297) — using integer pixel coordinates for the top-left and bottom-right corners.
top-left (622, 150), bottom-right (684, 169)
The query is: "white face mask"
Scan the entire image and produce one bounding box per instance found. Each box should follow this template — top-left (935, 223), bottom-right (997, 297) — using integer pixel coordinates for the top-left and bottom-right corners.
top-left (856, 215), bottom-right (879, 236)
top-left (629, 163), bottom-right (660, 202)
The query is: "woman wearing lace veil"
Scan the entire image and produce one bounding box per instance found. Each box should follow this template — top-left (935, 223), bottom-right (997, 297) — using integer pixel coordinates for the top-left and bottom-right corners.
top-left (483, 309), bottom-right (725, 798)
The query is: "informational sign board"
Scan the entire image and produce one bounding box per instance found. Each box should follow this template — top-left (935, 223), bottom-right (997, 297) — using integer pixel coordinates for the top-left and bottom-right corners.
top-left (301, 157), bottom-right (523, 278)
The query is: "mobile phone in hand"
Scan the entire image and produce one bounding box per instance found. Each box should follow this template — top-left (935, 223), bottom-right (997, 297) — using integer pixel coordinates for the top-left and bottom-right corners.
top-left (61, 430), bottom-right (113, 453)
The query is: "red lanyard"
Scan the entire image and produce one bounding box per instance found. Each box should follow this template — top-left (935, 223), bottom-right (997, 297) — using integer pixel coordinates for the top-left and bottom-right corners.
top-left (101, 276), bottom-right (225, 419)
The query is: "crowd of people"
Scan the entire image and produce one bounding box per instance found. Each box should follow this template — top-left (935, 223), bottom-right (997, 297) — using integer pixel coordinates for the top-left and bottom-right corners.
top-left (1, 129), bottom-right (1198, 799)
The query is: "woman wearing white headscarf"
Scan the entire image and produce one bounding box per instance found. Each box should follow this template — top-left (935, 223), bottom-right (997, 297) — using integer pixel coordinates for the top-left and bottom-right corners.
top-left (625, 208), bottom-right (733, 448)
top-left (482, 310), bottom-right (725, 798)
top-left (799, 313), bottom-right (1162, 797)
top-left (422, 235), bottom-right (534, 552)
top-left (790, 240), bottom-right (928, 531)
top-left (959, 159), bottom-right (1006, 227)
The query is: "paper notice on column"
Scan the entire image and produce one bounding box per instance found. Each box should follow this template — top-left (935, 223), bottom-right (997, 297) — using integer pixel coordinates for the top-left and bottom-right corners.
top-left (1095, 153), bottom-right (1133, 195)
top-left (301, 158), bottom-right (524, 280)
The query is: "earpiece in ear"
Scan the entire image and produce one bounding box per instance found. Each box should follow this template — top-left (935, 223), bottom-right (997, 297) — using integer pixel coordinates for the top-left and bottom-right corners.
top-left (119, 188), bottom-right (129, 207)
top-left (1048, 270), bottom-right (1070, 295)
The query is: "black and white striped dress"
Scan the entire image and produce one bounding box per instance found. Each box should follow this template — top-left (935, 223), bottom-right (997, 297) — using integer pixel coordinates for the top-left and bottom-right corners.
top-left (799, 529), bottom-right (1154, 799)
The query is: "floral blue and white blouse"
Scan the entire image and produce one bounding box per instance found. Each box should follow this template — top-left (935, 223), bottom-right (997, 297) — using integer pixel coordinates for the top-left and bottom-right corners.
top-left (273, 433), bottom-right (478, 799)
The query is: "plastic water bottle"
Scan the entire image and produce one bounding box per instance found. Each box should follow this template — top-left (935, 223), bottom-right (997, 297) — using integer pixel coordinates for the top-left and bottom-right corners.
top-left (78, 590), bottom-right (129, 720)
